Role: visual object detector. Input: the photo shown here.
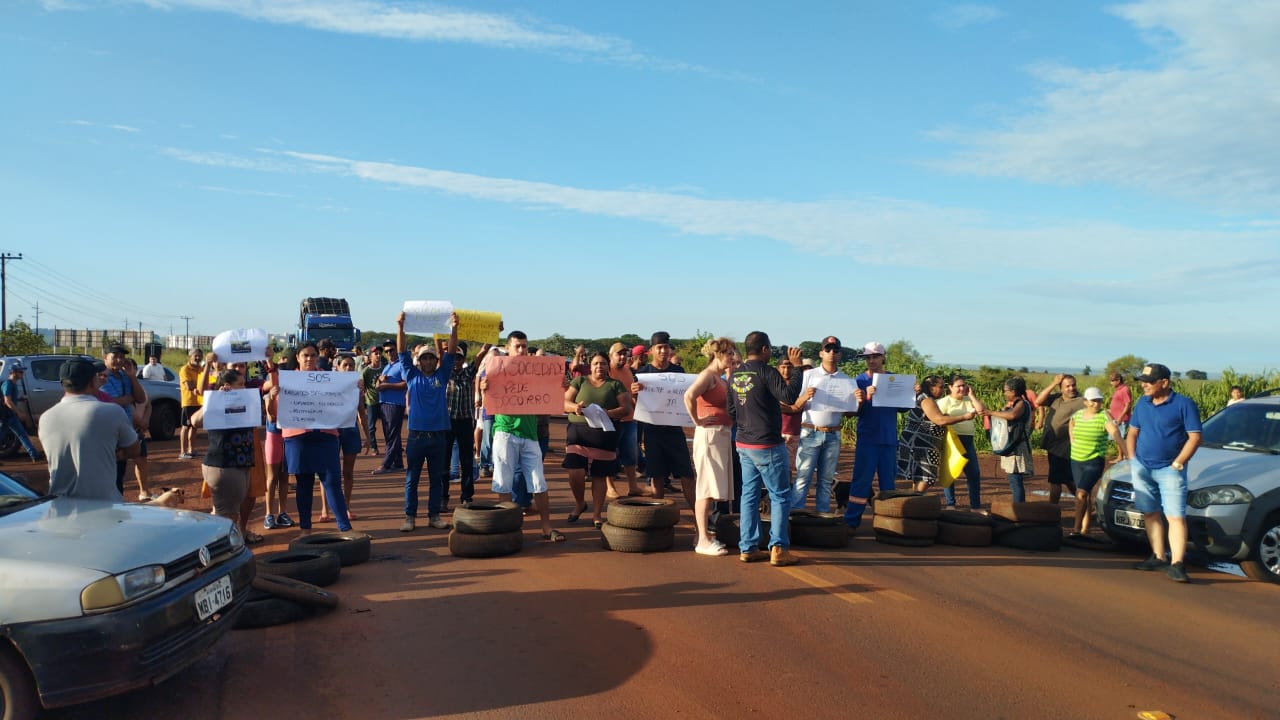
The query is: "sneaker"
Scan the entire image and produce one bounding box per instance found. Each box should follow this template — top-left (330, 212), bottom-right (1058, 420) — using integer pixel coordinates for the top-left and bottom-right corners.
top-left (739, 549), bottom-right (769, 563)
top-left (428, 515), bottom-right (450, 530)
top-left (263, 514), bottom-right (276, 530)
top-left (695, 543), bottom-right (729, 557)
top-left (1134, 553), bottom-right (1169, 571)
top-left (400, 516), bottom-right (416, 532)
top-left (275, 512), bottom-right (295, 528)
top-left (1167, 562), bottom-right (1189, 583)
top-left (480, 467), bottom-right (493, 478)
top-left (770, 546), bottom-right (798, 567)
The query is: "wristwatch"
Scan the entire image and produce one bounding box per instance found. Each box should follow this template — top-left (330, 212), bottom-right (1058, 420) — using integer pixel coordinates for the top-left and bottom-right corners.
top-left (1171, 461), bottom-right (1184, 471)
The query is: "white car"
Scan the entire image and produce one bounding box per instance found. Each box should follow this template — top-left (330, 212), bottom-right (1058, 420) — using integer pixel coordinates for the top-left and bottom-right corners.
top-left (0, 472), bottom-right (254, 719)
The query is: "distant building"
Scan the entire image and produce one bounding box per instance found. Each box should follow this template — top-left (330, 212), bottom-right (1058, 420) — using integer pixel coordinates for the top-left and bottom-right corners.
top-left (53, 328), bottom-right (158, 352)
top-left (166, 334), bottom-right (217, 351)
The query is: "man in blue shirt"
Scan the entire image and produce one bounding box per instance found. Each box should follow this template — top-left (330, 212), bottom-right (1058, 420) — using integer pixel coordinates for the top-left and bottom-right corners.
top-left (1126, 363), bottom-right (1202, 583)
top-left (101, 344), bottom-right (151, 500)
top-left (375, 340), bottom-right (408, 475)
top-left (396, 310), bottom-right (457, 532)
top-left (843, 341), bottom-right (906, 530)
top-left (1, 363), bottom-right (42, 462)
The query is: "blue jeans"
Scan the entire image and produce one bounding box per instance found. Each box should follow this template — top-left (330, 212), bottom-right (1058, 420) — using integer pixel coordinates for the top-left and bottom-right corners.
top-left (844, 442), bottom-right (897, 528)
top-left (2, 414), bottom-right (38, 459)
top-left (737, 444), bottom-right (791, 552)
top-left (296, 471), bottom-right (351, 531)
top-left (405, 430), bottom-right (449, 517)
top-left (1008, 472), bottom-right (1026, 503)
top-left (1130, 462), bottom-right (1187, 518)
top-left (364, 401), bottom-right (380, 451)
top-left (791, 428), bottom-right (841, 512)
top-left (942, 434), bottom-right (982, 508)
top-left (479, 416), bottom-right (494, 471)
top-left (380, 404), bottom-right (405, 470)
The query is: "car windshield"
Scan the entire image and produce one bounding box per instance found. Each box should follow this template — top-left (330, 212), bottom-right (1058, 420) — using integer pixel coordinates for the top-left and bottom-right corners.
top-left (305, 327), bottom-right (355, 344)
top-left (0, 471), bottom-right (43, 513)
top-left (1200, 402), bottom-right (1280, 454)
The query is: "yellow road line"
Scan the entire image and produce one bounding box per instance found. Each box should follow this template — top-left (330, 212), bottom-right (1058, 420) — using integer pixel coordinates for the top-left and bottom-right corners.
top-left (779, 566), bottom-right (873, 605)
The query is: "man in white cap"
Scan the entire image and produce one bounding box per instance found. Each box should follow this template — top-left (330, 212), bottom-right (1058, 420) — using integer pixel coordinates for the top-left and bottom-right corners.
top-left (842, 341), bottom-right (905, 530)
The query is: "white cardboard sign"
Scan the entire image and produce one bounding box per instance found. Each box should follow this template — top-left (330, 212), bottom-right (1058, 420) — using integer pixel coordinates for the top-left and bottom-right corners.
top-left (634, 372), bottom-right (697, 428)
top-left (276, 371), bottom-right (359, 430)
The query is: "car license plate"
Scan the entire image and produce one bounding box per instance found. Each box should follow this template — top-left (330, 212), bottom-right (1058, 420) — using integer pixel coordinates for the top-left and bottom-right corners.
top-left (1114, 509), bottom-right (1145, 529)
top-left (195, 576), bottom-right (233, 621)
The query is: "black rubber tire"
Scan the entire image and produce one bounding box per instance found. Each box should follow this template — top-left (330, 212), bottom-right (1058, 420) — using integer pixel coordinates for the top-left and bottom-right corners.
top-left (937, 509), bottom-right (993, 526)
top-left (255, 550), bottom-right (342, 587)
top-left (233, 595), bottom-right (317, 630)
top-left (872, 515), bottom-right (938, 538)
top-left (601, 523), bottom-right (675, 553)
top-left (452, 502), bottom-right (524, 535)
top-left (875, 495), bottom-right (942, 520)
top-left (874, 531), bottom-right (933, 547)
top-left (789, 510), bottom-right (844, 527)
top-left (1240, 512), bottom-right (1280, 584)
top-left (1062, 534), bottom-right (1120, 552)
top-left (148, 400), bottom-right (180, 441)
top-left (875, 489), bottom-right (924, 501)
top-left (252, 574), bottom-right (340, 609)
top-left (606, 498), bottom-right (680, 530)
top-left (289, 532), bottom-right (372, 567)
top-left (0, 429), bottom-right (21, 459)
top-left (448, 529), bottom-right (523, 558)
top-left (995, 524), bottom-right (1063, 552)
top-left (714, 513), bottom-right (740, 549)
top-left (990, 500), bottom-right (1062, 524)
top-left (791, 521), bottom-right (849, 549)
top-left (937, 522), bottom-right (993, 547)
top-left (0, 645), bottom-right (39, 720)
top-left (990, 517), bottom-right (1060, 536)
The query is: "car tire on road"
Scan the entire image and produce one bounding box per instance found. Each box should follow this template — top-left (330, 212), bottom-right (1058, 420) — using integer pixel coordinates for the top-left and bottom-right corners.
top-left (0, 429), bottom-right (21, 459)
top-left (791, 521), bottom-right (849, 549)
top-left (872, 515), bottom-right (938, 539)
top-left (873, 531), bottom-right (934, 547)
top-left (1240, 512), bottom-right (1280, 584)
top-left (452, 502), bottom-right (523, 535)
top-left (448, 529), bottom-right (523, 558)
top-left (937, 509), bottom-right (993, 526)
top-left (991, 500), bottom-right (1061, 524)
top-left (233, 595), bottom-right (318, 630)
top-left (252, 574), bottom-right (340, 609)
top-left (936, 522), bottom-right (992, 547)
top-left (255, 550), bottom-right (342, 587)
top-left (994, 524), bottom-right (1063, 552)
top-left (606, 498), bottom-right (680, 530)
top-left (0, 645), bottom-right (39, 720)
top-left (289, 532), bottom-right (373, 567)
top-left (874, 494), bottom-right (942, 520)
top-left (148, 400), bottom-right (180, 441)
top-left (600, 523), bottom-right (675, 553)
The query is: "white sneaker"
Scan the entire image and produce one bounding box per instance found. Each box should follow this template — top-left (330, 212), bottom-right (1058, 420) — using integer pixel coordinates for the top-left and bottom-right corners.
top-left (400, 516), bottom-right (415, 532)
top-left (695, 542), bottom-right (729, 557)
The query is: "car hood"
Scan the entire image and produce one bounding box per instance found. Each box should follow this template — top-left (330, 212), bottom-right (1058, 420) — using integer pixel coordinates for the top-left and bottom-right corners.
top-left (2, 497), bottom-right (233, 573)
top-left (1186, 446), bottom-right (1280, 492)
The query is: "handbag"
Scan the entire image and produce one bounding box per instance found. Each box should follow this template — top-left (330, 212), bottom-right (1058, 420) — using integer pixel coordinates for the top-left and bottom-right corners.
top-left (989, 400), bottom-right (1028, 456)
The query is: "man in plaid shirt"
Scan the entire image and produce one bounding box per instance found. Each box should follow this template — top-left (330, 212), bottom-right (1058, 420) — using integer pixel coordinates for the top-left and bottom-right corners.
top-left (445, 341), bottom-right (491, 509)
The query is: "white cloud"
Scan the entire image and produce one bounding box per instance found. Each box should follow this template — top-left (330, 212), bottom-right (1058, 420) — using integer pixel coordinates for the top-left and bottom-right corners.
top-left (109, 124), bottom-right (140, 133)
top-left (197, 184), bottom-right (292, 198)
top-left (936, 0), bottom-right (1280, 215)
top-left (931, 4), bottom-right (1004, 30)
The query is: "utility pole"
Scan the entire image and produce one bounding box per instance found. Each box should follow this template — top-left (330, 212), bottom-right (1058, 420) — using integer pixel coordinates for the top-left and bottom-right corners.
top-left (0, 252), bottom-right (22, 342)
top-left (181, 315), bottom-right (193, 351)
top-left (32, 302), bottom-right (39, 335)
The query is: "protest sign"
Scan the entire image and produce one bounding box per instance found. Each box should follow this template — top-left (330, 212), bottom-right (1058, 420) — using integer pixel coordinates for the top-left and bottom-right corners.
top-left (211, 328), bottom-right (270, 363)
top-left (871, 373), bottom-right (917, 409)
top-left (482, 355), bottom-right (565, 415)
top-left (633, 372), bottom-right (697, 427)
top-left (200, 389), bottom-right (263, 430)
top-left (402, 300), bottom-right (454, 335)
top-left (807, 372), bottom-right (859, 413)
top-left (276, 370), bottom-right (360, 429)
top-left (455, 309), bottom-right (502, 345)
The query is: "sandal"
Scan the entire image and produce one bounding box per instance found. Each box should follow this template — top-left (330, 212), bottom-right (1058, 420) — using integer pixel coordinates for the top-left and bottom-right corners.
top-left (346, 510), bottom-right (359, 520)
top-left (318, 514), bottom-right (333, 523)
top-left (542, 529), bottom-right (567, 543)
top-left (567, 503), bottom-right (588, 523)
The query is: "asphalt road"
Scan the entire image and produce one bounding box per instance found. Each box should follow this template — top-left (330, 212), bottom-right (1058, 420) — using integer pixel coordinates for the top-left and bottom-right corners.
top-left (25, 424), bottom-right (1278, 720)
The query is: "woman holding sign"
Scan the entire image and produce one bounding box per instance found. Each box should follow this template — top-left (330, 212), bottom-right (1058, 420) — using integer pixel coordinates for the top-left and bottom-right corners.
top-left (191, 368), bottom-right (264, 544)
top-left (562, 352), bottom-right (632, 528)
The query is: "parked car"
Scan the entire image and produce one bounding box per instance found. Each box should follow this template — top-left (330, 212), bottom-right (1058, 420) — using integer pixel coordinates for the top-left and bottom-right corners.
top-left (0, 471), bottom-right (254, 718)
top-left (0, 355), bottom-right (183, 455)
top-left (1095, 394), bottom-right (1280, 584)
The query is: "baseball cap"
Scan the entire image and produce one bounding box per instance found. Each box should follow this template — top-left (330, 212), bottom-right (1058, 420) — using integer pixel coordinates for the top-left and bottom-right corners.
top-left (1082, 387), bottom-right (1105, 401)
top-left (8, 361), bottom-right (24, 372)
top-left (105, 343), bottom-right (130, 356)
top-left (649, 331), bottom-right (671, 347)
top-left (861, 341), bottom-right (887, 356)
top-left (1135, 364), bottom-right (1172, 382)
top-left (60, 359), bottom-right (101, 385)
top-left (631, 344), bottom-right (646, 357)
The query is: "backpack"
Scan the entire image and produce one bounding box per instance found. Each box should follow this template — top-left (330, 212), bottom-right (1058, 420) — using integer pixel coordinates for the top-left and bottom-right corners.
top-left (989, 400), bottom-right (1029, 456)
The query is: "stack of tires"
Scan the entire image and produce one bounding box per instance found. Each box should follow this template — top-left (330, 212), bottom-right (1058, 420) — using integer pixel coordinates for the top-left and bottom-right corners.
top-left (872, 491), bottom-right (940, 547)
top-left (935, 509), bottom-right (993, 546)
top-left (990, 500), bottom-right (1062, 552)
top-left (236, 531), bottom-right (372, 629)
top-left (449, 502), bottom-right (524, 558)
top-left (789, 510), bottom-right (848, 549)
top-left (712, 513), bottom-right (771, 552)
top-left (602, 498), bottom-right (678, 552)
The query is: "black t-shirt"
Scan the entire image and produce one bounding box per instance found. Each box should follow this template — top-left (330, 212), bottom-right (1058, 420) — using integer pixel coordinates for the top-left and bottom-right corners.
top-left (728, 359), bottom-right (802, 446)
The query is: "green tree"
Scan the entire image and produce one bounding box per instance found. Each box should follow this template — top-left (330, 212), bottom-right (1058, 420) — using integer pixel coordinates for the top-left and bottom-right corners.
top-left (1105, 354), bottom-right (1147, 381)
top-left (0, 319), bottom-right (49, 355)
top-left (798, 341), bottom-right (823, 363)
top-left (1185, 369), bottom-right (1208, 380)
top-left (538, 332), bottom-right (573, 356)
top-left (675, 331), bottom-right (714, 373)
top-left (887, 339), bottom-right (929, 367)
top-left (1082, 365), bottom-right (1092, 376)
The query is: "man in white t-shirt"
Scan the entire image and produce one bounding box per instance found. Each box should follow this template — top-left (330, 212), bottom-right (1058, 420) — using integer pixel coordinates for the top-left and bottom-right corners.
top-left (790, 335), bottom-right (853, 512)
top-left (141, 356), bottom-right (167, 381)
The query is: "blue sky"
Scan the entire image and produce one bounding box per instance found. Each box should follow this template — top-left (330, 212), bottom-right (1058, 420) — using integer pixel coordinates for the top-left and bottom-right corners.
top-left (2, 0), bottom-right (1277, 374)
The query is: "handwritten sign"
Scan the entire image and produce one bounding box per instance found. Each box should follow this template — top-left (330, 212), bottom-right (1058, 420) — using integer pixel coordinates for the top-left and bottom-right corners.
top-left (211, 328), bottom-right (270, 363)
top-left (402, 300), bottom-right (454, 335)
top-left (807, 373), bottom-right (859, 413)
top-left (634, 372), bottom-right (697, 427)
top-left (456, 308), bottom-right (502, 345)
top-left (871, 373), bottom-right (917, 409)
top-left (276, 370), bottom-right (359, 429)
top-left (201, 389), bottom-right (263, 430)
top-left (483, 355), bottom-right (565, 416)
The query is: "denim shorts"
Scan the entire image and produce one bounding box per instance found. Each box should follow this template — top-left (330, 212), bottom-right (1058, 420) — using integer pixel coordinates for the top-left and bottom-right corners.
top-left (1130, 461), bottom-right (1187, 518)
top-left (1070, 457), bottom-right (1105, 494)
top-left (615, 421), bottom-right (638, 467)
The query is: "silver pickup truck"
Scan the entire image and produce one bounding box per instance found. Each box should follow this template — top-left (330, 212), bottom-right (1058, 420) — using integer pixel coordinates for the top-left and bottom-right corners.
top-left (0, 355), bottom-right (183, 454)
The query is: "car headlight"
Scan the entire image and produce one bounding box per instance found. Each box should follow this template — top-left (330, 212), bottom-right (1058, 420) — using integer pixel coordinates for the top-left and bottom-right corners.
top-left (1187, 485), bottom-right (1254, 509)
top-left (228, 523), bottom-right (245, 551)
top-left (81, 566), bottom-right (166, 612)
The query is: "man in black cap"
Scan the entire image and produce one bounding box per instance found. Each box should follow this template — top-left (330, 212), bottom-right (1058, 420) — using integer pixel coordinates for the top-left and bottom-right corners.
top-left (39, 359), bottom-right (140, 500)
top-left (101, 343), bottom-right (152, 500)
top-left (790, 335), bottom-right (852, 512)
top-left (445, 340), bottom-right (490, 508)
top-left (1, 362), bottom-right (42, 462)
top-left (1126, 363), bottom-right (1202, 583)
top-left (632, 331), bottom-right (695, 505)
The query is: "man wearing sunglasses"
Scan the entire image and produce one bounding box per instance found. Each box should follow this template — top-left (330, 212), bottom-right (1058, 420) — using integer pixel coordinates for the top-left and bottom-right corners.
top-left (790, 336), bottom-right (853, 512)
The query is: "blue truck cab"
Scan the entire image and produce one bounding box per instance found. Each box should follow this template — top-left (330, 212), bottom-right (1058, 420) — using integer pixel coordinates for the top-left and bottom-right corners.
top-left (297, 297), bottom-right (361, 353)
